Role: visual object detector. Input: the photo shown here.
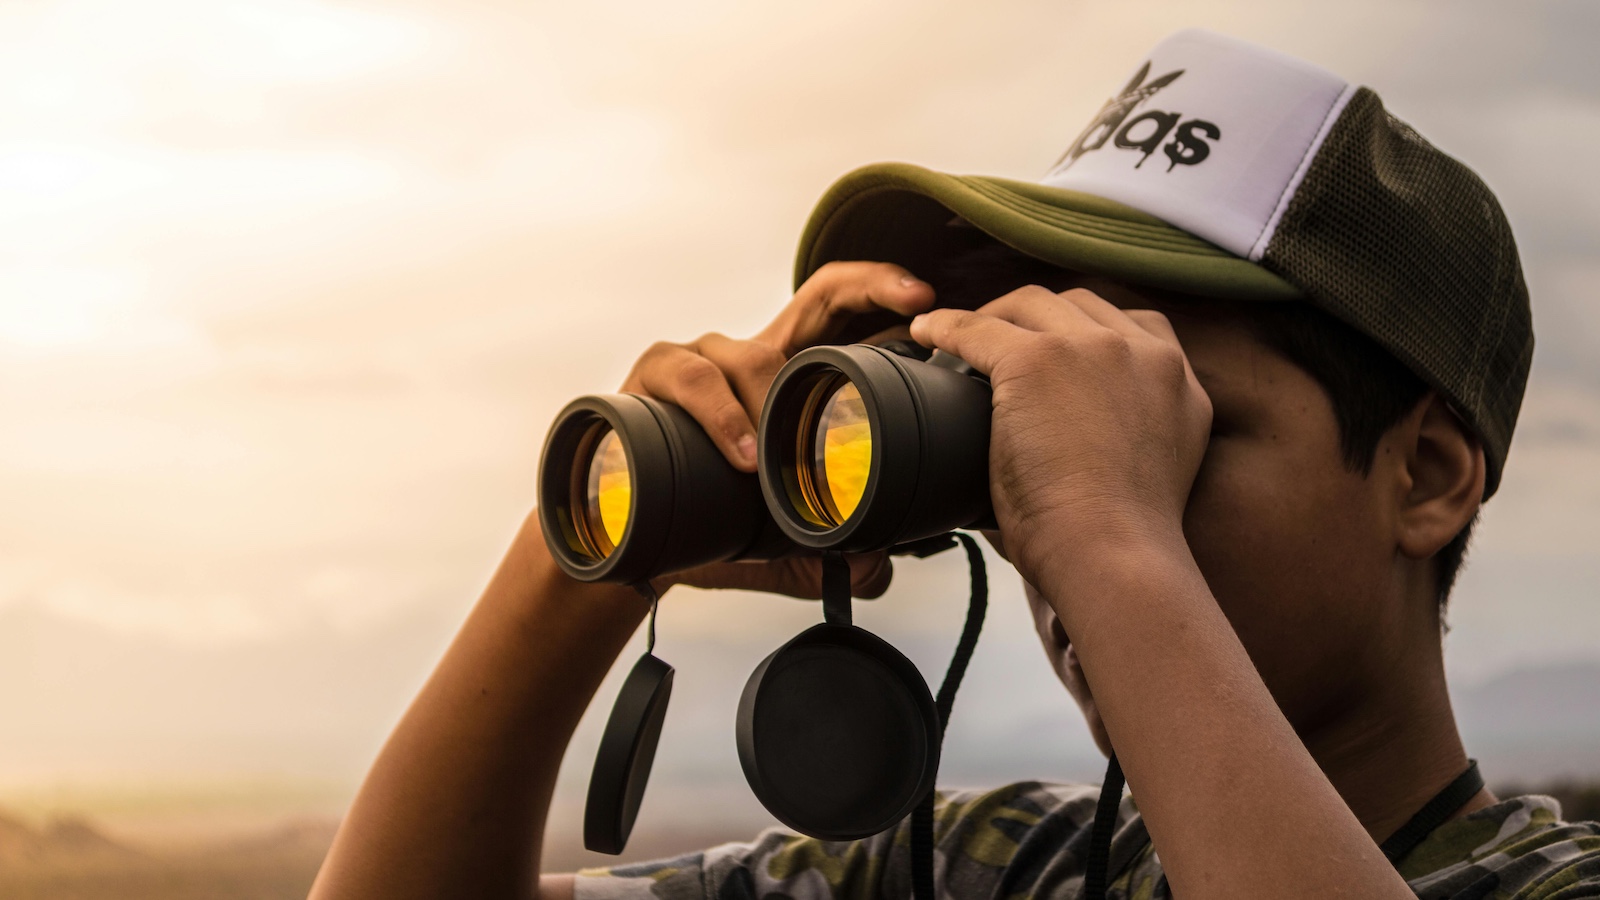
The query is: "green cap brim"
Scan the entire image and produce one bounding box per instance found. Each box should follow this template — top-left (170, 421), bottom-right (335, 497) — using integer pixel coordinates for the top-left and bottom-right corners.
top-left (794, 162), bottom-right (1303, 303)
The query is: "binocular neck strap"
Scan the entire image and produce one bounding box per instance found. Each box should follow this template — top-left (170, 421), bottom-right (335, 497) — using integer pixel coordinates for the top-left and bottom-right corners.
top-left (1082, 754), bottom-right (1127, 900)
top-left (820, 552), bottom-right (853, 626)
top-left (910, 533), bottom-right (989, 900)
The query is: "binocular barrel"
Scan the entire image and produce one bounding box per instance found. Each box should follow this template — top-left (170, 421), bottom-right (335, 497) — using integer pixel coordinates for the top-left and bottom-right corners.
top-left (537, 394), bottom-right (785, 583)
top-left (757, 345), bottom-right (994, 552)
top-left (537, 344), bottom-right (995, 582)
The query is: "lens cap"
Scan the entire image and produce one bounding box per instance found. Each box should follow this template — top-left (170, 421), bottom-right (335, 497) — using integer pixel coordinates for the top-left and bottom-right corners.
top-left (736, 623), bottom-right (939, 840)
top-left (585, 653), bottom-right (674, 854)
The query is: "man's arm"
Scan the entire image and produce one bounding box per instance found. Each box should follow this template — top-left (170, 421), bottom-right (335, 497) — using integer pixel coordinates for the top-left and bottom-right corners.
top-left (309, 513), bottom-right (644, 900)
top-left (308, 262), bottom-right (935, 900)
top-left (912, 288), bottom-right (1418, 900)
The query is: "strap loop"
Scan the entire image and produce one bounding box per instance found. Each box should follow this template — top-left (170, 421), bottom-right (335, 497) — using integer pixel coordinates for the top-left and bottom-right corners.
top-left (634, 581), bottom-right (661, 654)
top-left (821, 551), bottom-right (853, 626)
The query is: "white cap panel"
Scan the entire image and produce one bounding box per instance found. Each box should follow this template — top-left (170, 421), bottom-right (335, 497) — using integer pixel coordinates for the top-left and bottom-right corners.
top-left (1040, 29), bottom-right (1350, 259)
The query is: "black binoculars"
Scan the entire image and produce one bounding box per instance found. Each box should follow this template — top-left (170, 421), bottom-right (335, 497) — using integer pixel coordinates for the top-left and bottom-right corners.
top-left (546, 340), bottom-right (1000, 865)
top-left (537, 341), bottom-right (998, 581)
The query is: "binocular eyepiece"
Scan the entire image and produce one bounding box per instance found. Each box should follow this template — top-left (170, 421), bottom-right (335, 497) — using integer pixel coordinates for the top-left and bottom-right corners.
top-left (538, 342), bottom-right (996, 582)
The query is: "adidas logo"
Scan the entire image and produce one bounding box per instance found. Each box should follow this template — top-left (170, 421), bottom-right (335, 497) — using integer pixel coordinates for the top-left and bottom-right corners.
top-left (1049, 62), bottom-right (1222, 174)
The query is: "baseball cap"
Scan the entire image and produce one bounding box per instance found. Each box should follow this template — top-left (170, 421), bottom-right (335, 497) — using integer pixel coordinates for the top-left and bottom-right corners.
top-left (793, 28), bottom-right (1533, 498)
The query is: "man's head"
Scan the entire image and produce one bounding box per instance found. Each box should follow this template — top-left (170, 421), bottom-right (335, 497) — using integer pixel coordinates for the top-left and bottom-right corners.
top-left (795, 29), bottom-right (1529, 750)
top-left (920, 236), bottom-right (1486, 751)
top-left (933, 236), bottom-right (1480, 611)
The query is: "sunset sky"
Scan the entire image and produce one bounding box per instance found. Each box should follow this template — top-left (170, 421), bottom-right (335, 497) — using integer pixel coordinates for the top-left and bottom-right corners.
top-left (1, 0), bottom-right (1597, 804)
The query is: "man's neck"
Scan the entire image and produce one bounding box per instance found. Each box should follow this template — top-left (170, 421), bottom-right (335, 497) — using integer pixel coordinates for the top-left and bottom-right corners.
top-left (1300, 640), bottom-right (1494, 844)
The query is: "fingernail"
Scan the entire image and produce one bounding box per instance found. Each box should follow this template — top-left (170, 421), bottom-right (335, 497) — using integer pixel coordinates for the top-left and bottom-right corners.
top-left (737, 434), bottom-right (757, 465)
top-left (900, 275), bottom-right (924, 288)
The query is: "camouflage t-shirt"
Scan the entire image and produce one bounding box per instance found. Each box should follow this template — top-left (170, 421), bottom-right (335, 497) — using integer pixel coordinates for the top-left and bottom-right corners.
top-left (573, 781), bottom-right (1600, 899)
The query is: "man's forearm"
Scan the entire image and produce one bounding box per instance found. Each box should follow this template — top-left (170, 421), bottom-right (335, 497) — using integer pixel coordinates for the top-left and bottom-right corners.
top-left (310, 512), bottom-right (649, 900)
top-left (1039, 537), bottom-right (1414, 900)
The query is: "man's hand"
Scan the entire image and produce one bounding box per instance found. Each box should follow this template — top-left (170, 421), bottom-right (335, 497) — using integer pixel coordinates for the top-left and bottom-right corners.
top-left (620, 261), bottom-right (935, 599)
top-left (909, 285), bottom-right (1211, 597)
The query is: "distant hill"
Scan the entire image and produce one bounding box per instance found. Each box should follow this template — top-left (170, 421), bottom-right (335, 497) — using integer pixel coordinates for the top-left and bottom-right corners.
top-left (1456, 661), bottom-right (1600, 738)
top-left (1454, 662), bottom-right (1600, 783)
top-left (0, 808), bottom-right (136, 865)
top-left (0, 804), bottom-right (329, 900)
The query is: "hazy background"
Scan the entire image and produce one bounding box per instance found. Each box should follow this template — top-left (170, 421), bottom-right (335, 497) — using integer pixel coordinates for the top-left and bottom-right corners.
top-left (2, 0), bottom-right (1598, 891)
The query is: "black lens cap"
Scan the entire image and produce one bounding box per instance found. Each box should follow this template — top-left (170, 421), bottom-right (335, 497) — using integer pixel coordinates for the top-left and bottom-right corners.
top-left (584, 653), bottom-right (674, 854)
top-left (736, 623), bottom-right (938, 840)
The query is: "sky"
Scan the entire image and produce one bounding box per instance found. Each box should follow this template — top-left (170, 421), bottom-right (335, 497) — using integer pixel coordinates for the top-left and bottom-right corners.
top-left (1, 0), bottom-right (1597, 798)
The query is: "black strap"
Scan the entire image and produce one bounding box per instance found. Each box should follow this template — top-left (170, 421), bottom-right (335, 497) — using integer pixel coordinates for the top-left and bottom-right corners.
top-left (1082, 755), bottom-right (1125, 900)
top-left (1379, 760), bottom-right (1484, 865)
top-left (820, 551), bottom-right (852, 626)
top-left (911, 533), bottom-right (988, 900)
top-left (634, 581), bottom-right (661, 653)
top-left (932, 535), bottom-right (988, 728)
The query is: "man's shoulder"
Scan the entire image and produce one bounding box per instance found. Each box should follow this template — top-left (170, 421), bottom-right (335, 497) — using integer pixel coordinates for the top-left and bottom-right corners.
top-left (1403, 794), bottom-right (1600, 900)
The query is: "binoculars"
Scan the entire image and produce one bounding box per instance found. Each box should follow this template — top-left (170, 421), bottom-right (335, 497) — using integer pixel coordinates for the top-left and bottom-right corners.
top-left (537, 341), bottom-right (997, 582)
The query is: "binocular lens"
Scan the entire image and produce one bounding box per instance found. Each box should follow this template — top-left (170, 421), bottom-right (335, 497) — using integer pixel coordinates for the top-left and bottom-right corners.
top-left (567, 423), bottom-right (634, 562)
top-left (578, 427), bottom-right (632, 559)
top-left (540, 394), bottom-right (793, 583)
top-left (759, 345), bottom-right (996, 551)
top-left (800, 378), bottom-right (873, 527)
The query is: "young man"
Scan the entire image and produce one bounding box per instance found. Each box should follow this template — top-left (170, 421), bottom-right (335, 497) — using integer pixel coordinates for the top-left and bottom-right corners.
top-left (310, 30), bottom-right (1599, 900)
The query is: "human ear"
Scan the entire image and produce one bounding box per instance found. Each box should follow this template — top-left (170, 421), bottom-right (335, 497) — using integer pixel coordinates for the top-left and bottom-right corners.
top-left (1394, 393), bottom-right (1486, 561)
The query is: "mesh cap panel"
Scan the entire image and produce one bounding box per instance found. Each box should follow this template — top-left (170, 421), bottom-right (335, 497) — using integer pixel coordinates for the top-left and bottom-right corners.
top-left (1261, 88), bottom-right (1533, 497)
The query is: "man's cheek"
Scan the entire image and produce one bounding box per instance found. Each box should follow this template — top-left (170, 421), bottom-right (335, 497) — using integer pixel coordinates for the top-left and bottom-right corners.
top-left (1180, 461), bottom-right (1268, 607)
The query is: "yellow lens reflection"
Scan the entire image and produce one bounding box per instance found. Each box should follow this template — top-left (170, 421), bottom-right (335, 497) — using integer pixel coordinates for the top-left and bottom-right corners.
top-left (584, 429), bottom-right (631, 554)
top-left (811, 381), bottom-right (871, 524)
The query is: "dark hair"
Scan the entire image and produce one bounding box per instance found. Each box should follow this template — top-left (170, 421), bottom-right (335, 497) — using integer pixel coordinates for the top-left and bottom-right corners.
top-left (923, 234), bottom-right (1475, 612)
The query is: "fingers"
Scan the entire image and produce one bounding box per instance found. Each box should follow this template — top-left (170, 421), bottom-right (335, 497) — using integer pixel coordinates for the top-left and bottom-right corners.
top-left (907, 306), bottom-right (1028, 377)
top-left (690, 333), bottom-right (786, 424)
top-left (627, 342), bottom-right (759, 470)
top-left (1051, 287), bottom-right (1150, 337)
top-left (756, 262), bottom-right (936, 357)
top-left (963, 285), bottom-right (1098, 336)
top-left (619, 261), bottom-right (934, 474)
top-left (978, 528), bottom-right (1011, 563)
top-left (847, 553), bottom-right (895, 599)
top-left (665, 552), bottom-right (894, 600)
top-left (910, 285), bottom-right (1190, 376)
top-left (971, 285), bottom-right (1171, 343)
top-left (1123, 308), bottom-right (1205, 397)
top-left (1123, 307), bottom-right (1180, 345)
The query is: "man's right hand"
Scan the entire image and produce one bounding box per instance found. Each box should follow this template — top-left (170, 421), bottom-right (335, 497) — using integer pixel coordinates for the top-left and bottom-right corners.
top-left (616, 261), bottom-right (937, 601)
